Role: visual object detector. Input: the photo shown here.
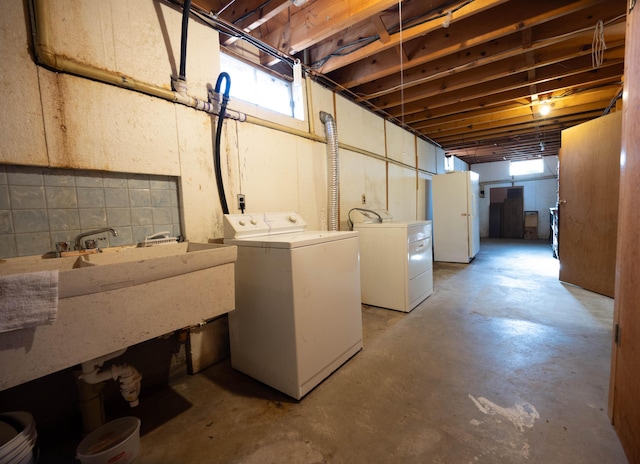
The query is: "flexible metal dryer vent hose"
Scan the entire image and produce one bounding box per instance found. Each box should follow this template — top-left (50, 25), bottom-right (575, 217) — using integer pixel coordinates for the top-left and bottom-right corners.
top-left (320, 111), bottom-right (339, 231)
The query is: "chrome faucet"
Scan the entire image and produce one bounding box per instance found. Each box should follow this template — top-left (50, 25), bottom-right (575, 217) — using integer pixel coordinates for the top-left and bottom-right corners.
top-left (74, 228), bottom-right (118, 250)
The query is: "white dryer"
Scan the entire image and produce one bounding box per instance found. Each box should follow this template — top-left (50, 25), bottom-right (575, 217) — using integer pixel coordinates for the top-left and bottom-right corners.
top-left (223, 212), bottom-right (363, 400)
top-left (351, 210), bottom-right (433, 312)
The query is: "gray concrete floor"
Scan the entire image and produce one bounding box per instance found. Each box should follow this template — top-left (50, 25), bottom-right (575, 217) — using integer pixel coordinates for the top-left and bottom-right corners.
top-left (135, 239), bottom-right (627, 463)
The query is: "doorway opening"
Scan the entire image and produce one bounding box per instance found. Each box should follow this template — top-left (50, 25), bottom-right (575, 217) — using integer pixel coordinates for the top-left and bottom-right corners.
top-left (488, 186), bottom-right (524, 238)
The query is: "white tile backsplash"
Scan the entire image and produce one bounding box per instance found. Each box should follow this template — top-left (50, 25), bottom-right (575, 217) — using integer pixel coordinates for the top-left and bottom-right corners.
top-left (0, 186), bottom-right (9, 209)
top-left (12, 210), bottom-right (49, 233)
top-left (45, 186), bottom-right (78, 209)
top-left (9, 186), bottom-right (46, 209)
top-left (0, 165), bottom-right (182, 258)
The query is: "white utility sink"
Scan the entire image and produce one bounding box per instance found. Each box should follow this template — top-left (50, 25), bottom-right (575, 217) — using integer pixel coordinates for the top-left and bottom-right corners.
top-left (0, 242), bottom-right (237, 391)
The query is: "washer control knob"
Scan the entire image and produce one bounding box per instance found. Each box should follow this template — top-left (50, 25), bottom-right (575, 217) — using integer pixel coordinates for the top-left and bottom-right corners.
top-left (238, 220), bottom-right (246, 226)
top-left (250, 219), bottom-right (257, 225)
top-left (288, 215), bottom-right (298, 223)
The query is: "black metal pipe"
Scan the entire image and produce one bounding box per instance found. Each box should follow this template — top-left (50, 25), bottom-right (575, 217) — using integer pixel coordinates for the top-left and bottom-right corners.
top-left (179, 0), bottom-right (192, 81)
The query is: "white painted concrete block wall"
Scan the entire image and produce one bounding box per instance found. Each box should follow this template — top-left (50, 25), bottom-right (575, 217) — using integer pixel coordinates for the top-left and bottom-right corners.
top-left (385, 122), bottom-right (416, 167)
top-left (40, 73), bottom-right (181, 175)
top-left (44, 0), bottom-right (216, 101)
top-left (339, 150), bottom-right (386, 229)
top-left (388, 164), bottom-right (418, 220)
top-left (335, 94), bottom-right (386, 157)
top-left (0, 1), bottom-right (48, 166)
top-left (418, 138), bottom-right (438, 174)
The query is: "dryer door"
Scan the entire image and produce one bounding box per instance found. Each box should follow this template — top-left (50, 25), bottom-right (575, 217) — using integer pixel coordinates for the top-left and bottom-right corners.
top-left (408, 237), bottom-right (431, 279)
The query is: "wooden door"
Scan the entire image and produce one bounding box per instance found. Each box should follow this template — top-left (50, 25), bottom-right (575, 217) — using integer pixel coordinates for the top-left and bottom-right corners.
top-left (558, 111), bottom-right (621, 297)
top-left (609, 3), bottom-right (640, 461)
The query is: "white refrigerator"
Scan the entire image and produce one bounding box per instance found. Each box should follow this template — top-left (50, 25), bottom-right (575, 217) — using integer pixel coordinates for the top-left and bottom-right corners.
top-left (432, 171), bottom-right (480, 263)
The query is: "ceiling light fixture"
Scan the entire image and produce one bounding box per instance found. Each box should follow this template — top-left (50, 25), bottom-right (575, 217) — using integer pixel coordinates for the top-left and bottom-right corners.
top-left (539, 101), bottom-right (551, 116)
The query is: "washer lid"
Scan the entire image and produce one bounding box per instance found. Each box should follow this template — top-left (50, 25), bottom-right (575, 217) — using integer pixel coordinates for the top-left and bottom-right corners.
top-left (224, 230), bottom-right (358, 249)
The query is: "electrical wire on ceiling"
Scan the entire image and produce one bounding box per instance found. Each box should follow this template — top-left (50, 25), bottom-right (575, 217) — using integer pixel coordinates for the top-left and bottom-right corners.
top-left (603, 86), bottom-right (624, 115)
top-left (162, 0), bottom-right (297, 69)
top-left (216, 0), bottom-right (237, 16)
top-left (557, 79), bottom-right (623, 99)
top-left (231, 0), bottom-right (275, 24)
top-left (592, 19), bottom-right (606, 68)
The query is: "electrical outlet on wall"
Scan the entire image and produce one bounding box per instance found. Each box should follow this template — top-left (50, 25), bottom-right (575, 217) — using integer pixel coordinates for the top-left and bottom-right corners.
top-left (361, 194), bottom-right (366, 204)
top-left (237, 194), bottom-right (246, 211)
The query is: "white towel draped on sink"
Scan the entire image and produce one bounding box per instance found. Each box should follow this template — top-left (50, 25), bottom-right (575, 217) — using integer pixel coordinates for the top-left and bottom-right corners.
top-left (0, 270), bottom-right (59, 333)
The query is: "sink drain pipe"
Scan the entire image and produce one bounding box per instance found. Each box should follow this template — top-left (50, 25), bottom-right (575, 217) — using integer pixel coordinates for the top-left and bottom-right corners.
top-left (78, 349), bottom-right (142, 408)
top-left (320, 111), bottom-right (339, 231)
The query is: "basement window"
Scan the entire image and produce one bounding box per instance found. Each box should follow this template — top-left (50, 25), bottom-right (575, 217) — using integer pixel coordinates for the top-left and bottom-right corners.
top-left (220, 53), bottom-right (304, 120)
top-left (509, 159), bottom-right (544, 176)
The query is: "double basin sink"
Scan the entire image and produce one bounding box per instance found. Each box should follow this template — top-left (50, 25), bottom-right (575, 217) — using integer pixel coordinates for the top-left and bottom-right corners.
top-left (0, 242), bottom-right (237, 391)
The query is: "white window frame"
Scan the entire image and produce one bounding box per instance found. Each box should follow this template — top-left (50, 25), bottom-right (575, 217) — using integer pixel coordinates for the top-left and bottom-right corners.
top-left (220, 53), bottom-right (305, 124)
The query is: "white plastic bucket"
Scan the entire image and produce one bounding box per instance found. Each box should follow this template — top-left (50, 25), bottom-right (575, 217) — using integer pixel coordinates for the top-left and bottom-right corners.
top-left (0, 411), bottom-right (37, 464)
top-left (76, 417), bottom-right (141, 464)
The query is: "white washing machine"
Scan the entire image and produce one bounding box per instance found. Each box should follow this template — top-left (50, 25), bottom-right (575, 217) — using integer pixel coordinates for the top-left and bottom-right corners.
top-left (223, 212), bottom-right (363, 400)
top-left (351, 210), bottom-right (433, 312)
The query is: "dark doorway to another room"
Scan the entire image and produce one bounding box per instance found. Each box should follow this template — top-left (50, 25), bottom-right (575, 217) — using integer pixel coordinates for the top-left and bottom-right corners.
top-left (489, 186), bottom-right (524, 238)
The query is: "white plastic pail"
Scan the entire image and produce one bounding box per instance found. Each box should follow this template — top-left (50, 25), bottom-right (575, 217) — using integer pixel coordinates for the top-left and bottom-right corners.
top-left (76, 417), bottom-right (141, 464)
top-left (0, 411), bottom-right (37, 464)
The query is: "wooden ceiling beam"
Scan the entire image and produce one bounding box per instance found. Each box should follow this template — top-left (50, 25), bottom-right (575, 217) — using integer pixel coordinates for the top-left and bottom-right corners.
top-left (383, 59), bottom-right (624, 120)
top-left (307, 0), bottom-right (441, 68)
top-left (432, 113), bottom-right (600, 145)
top-left (259, 0), bottom-right (399, 55)
top-left (330, 0), bottom-right (612, 88)
top-left (446, 134), bottom-right (561, 149)
top-left (416, 87), bottom-right (621, 129)
top-left (421, 113), bottom-right (602, 146)
top-left (445, 133), bottom-right (562, 154)
top-left (444, 144), bottom-right (562, 162)
top-left (371, 41), bottom-right (624, 110)
top-left (217, 0), bottom-right (292, 45)
top-left (371, 14), bottom-right (391, 44)
top-left (417, 100), bottom-right (612, 135)
top-left (451, 141), bottom-right (563, 155)
top-left (351, 17), bottom-right (624, 101)
top-left (315, 0), bottom-right (510, 73)
top-left (397, 80), bottom-right (622, 126)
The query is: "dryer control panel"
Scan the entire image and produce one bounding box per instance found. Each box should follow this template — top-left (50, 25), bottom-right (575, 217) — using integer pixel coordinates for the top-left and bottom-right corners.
top-left (223, 212), bottom-right (307, 238)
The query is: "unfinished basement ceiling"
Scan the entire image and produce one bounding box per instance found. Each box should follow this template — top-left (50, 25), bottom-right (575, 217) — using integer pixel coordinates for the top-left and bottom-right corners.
top-left (192, 0), bottom-right (626, 164)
